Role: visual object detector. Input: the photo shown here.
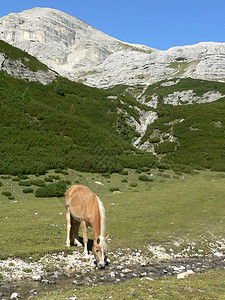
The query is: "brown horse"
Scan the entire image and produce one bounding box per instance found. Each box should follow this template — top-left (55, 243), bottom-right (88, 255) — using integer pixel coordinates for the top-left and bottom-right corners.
top-left (65, 184), bottom-right (108, 269)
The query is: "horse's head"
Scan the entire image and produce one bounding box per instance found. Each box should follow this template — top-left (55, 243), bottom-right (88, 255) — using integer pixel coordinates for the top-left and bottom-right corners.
top-left (92, 236), bottom-right (108, 269)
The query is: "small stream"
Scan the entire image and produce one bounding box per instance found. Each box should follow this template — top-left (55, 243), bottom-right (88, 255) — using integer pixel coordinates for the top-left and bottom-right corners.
top-left (1, 256), bottom-right (224, 299)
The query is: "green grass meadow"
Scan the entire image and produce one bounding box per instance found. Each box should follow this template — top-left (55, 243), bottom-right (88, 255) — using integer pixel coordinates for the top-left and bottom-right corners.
top-left (0, 169), bottom-right (224, 258)
top-left (1, 169), bottom-right (225, 299)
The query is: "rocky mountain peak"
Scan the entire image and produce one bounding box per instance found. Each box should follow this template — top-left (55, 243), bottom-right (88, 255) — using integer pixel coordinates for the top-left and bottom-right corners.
top-left (0, 7), bottom-right (224, 88)
top-left (0, 7), bottom-right (150, 82)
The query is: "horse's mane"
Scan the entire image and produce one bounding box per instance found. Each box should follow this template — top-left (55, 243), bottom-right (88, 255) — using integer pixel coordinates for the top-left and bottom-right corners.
top-left (96, 196), bottom-right (108, 253)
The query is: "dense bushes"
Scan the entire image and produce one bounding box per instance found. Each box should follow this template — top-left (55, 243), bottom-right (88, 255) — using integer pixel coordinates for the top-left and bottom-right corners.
top-left (138, 175), bottom-right (153, 182)
top-left (23, 188), bottom-right (34, 194)
top-left (1, 40), bottom-right (225, 175)
top-left (35, 181), bottom-right (67, 198)
top-left (154, 141), bottom-right (176, 154)
top-left (0, 69), bottom-right (158, 175)
top-left (19, 180), bottom-right (46, 187)
top-left (141, 94), bottom-right (225, 172)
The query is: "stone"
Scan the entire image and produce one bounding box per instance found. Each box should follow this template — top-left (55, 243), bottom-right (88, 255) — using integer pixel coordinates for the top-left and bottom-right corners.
top-left (109, 272), bottom-right (116, 278)
top-left (140, 276), bottom-right (154, 281)
top-left (10, 293), bottom-right (20, 299)
top-left (32, 274), bottom-right (42, 281)
top-left (177, 270), bottom-right (194, 279)
top-left (214, 252), bottom-right (223, 258)
top-left (122, 268), bottom-right (132, 273)
top-left (29, 290), bottom-right (38, 295)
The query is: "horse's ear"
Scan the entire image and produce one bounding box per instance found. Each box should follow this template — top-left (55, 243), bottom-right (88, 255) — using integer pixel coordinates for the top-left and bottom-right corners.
top-left (105, 235), bottom-right (109, 241)
top-left (97, 237), bottom-right (100, 244)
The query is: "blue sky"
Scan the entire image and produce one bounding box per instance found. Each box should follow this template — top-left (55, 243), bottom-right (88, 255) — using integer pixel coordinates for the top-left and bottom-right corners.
top-left (0, 0), bottom-right (224, 50)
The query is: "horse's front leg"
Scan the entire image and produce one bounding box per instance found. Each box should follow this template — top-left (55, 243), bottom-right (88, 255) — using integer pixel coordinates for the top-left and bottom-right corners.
top-left (81, 220), bottom-right (89, 260)
top-left (66, 207), bottom-right (71, 248)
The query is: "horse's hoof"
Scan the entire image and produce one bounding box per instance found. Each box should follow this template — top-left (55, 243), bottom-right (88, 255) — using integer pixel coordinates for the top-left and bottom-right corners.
top-left (83, 255), bottom-right (89, 262)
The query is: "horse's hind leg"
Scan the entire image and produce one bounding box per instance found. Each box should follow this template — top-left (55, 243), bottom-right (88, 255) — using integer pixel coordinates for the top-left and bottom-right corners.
top-left (74, 220), bottom-right (82, 247)
top-left (70, 217), bottom-right (75, 246)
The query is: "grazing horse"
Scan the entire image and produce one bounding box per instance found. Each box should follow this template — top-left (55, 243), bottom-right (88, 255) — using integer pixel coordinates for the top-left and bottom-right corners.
top-left (65, 184), bottom-right (108, 269)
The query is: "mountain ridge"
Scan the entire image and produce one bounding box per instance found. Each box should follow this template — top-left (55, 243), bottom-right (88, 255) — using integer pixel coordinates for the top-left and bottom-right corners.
top-left (1, 7), bottom-right (224, 88)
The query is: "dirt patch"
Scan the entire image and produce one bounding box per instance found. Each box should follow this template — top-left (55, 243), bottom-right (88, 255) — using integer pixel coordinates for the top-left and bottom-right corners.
top-left (0, 251), bottom-right (224, 299)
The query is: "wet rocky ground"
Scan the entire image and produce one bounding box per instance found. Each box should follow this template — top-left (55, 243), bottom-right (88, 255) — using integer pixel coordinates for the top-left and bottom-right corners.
top-left (0, 245), bottom-right (224, 300)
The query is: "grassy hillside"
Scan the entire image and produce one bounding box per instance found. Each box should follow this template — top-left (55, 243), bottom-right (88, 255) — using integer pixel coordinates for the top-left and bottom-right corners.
top-left (0, 68), bottom-right (157, 175)
top-left (109, 78), bottom-right (225, 173)
top-left (140, 97), bottom-right (225, 172)
top-left (1, 40), bottom-right (225, 176)
top-left (143, 77), bottom-right (224, 99)
top-left (133, 78), bottom-right (225, 173)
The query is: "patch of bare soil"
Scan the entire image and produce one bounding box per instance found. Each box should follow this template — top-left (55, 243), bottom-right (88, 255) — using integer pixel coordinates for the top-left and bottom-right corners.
top-left (0, 249), bottom-right (224, 300)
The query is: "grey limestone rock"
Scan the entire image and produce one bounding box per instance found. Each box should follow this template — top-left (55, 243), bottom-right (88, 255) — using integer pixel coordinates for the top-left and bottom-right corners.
top-left (1, 7), bottom-right (224, 88)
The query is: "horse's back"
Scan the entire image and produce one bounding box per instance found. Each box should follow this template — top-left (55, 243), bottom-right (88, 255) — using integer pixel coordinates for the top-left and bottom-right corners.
top-left (65, 185), bottom-right (98, 224)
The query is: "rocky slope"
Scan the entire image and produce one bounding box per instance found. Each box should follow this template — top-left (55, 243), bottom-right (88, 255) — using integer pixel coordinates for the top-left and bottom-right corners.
top-left (0, 39), bottom-right (57, 84)
top-left (0, 51), bottom-right (56, 84)
top-left (0, 7), bottom-right (224, 88)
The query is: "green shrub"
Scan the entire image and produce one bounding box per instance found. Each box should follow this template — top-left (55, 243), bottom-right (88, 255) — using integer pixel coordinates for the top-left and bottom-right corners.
top-left (55, 168), bottom-right (63, 173)
top-left (138, 175), bottom-right (153, 182)
top-left (19, 181), bottom-right (32, 186)
top-left (2, 191), bottom-right (12, 197)
top-left (12, 177), bottom-right (21, 182)
top-left (130, 182), bottom-right (137, 187)
top-left (156, 162), bottom-right (170, 170)
top-left (1, 175), bottom-right (11, 180)
top-left (159, 173), bottom-right (170, 178)
top-left (120, 170), bottom-right (128, 175)
top-left (109, 187), bottom-right (120, 192)
top-left (35, 181), bottom-right (67, 198)
top-left (149, 137), bottom-right (160, 143)
top-left (211, 164), bottom-right (225, 172)
top-left (13, 175), bottom-right (29, 181)
top-left (172, 164), bottom-right (193, 174)
top-left (155, 141), bottom-right (176, 154)
top-left (121, 179), bottom-right (128, 183)
top-left (61, 170), bottom-right (69, 175)
top-left (102, 173), bottom-right (111, 179)
top-left (31, 180), bottom-right (46, 187)
top-left (23, 188), bottom-right (34, 193)
top-left (44, 176), bottom-right (53, 182)
top-left (0, 181), bottom-right (3, 187)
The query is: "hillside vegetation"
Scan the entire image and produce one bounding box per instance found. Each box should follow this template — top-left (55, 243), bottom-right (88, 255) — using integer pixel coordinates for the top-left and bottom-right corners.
top-left (109, 79), bottom-right (225, 173)
top-left (142, 79), bottom-right (225, 172)
top-left (0, 39), bottom-right (159, 175)
top-left (1, 40), bottom-right (225, 176)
